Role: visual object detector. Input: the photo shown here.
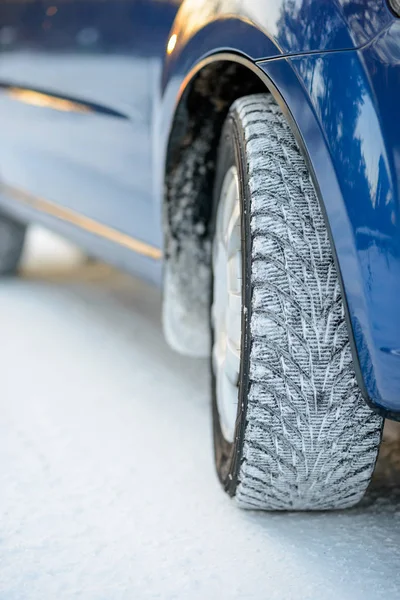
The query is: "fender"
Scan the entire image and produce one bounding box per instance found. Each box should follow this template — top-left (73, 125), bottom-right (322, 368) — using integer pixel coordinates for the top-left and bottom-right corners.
top-left (259, 21), bottom-right (400, 417)
top-left (160, 0), bottom-right (392, 96)
top-left (165, 0), bottom-right (392, 73)
top-left (156, 4), bottom-right (400, 417)
top-left (154, 0), bottom-right (394, 230)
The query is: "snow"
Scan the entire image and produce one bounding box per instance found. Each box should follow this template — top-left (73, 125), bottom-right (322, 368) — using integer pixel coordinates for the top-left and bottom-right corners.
top-left (163, 123), bottom-right (215, 357)
top-left (1, 227), bottom-right (400, 600)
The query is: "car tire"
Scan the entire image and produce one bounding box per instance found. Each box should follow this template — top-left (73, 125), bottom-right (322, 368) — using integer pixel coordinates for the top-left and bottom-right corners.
top-left (0, 212), bottom-right (26, 275)
top-left (211, 93), bottom-right (383, 510)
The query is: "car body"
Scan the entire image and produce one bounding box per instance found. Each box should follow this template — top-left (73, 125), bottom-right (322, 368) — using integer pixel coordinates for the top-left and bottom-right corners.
top-left (0, 0), bottom-right (399, 420)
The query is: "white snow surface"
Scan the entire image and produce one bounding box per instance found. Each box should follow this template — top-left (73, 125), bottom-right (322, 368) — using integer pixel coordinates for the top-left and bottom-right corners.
top-left (1, 227), bottom-right (400, 600)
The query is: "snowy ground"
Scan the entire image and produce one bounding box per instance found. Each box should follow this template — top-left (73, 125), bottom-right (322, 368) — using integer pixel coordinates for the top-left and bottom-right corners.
top-left (1, 228), bottom-right (400, 600)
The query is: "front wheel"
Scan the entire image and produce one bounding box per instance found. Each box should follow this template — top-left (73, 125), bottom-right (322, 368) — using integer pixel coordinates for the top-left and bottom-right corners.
top-left (211, 94), bottom-right (383, 510)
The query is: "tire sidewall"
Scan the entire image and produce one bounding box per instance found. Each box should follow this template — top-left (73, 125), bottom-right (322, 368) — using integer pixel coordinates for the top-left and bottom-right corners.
top-left (211, 111), bottom-right (253, 495)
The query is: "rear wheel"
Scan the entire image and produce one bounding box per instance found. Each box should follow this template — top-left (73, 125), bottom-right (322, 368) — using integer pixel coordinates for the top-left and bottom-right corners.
top-left (211, 94), bottom-right (383, 510)
top-left (0, 212), bottom-right (25, 275)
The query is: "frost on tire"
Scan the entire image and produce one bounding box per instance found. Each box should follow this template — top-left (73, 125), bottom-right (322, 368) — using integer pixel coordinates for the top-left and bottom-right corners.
top-left (212, 94), bottom-right (383, 510)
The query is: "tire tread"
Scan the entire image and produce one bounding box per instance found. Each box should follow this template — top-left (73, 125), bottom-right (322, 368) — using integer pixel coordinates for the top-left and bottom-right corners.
top-left (230, 94), bottom-right (382, 510)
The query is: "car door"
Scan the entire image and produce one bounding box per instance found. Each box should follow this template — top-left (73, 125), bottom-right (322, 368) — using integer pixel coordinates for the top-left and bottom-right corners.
top-left (0, 0), bottom-right (180, 249)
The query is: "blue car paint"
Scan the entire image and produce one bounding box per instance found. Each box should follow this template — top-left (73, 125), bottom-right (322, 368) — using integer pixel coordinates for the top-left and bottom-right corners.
top-left (163, 0), bottom-right (392, 81)
top-left (290, 19), bottom-right (400, 415)
top-left (258, 24), bottom-right (400, 415)
top-left (0, 0), bottom-right (180, 261)
top-left (0, 0), bottom-right (399, 416)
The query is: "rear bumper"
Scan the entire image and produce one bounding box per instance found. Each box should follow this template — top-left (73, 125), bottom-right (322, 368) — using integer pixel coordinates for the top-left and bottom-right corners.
top-left (259, 22), bottom-right (400, 416)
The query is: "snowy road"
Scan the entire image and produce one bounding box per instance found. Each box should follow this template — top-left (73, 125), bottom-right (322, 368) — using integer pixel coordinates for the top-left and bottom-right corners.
top-left (1, 228), bottom-right (400, 600)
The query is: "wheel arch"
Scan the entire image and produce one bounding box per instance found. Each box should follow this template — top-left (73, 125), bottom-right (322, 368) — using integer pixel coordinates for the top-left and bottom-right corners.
top-left (161, 51), bottom-right (381, 422)
top-left (161, 5), bottom-right (400, 421)
top-left (163, 55), bottom-right (268, 357)
top-left (162, 53), bottom-right (322, 359)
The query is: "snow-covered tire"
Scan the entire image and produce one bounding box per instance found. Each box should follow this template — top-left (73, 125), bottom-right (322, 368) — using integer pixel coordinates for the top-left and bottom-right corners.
top-left (0, 212), bottom-right (25, 275)
top-left (211, 94), bottom-right (383, 510)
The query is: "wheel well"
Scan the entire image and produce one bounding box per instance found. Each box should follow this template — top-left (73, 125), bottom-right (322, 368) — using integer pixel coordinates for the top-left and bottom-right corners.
top-left (163, 60), bottom-right (267, 356)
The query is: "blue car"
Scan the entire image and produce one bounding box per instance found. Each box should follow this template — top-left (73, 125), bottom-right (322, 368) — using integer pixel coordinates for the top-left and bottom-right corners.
top-left (0, 0), bottom-right (399, 510)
